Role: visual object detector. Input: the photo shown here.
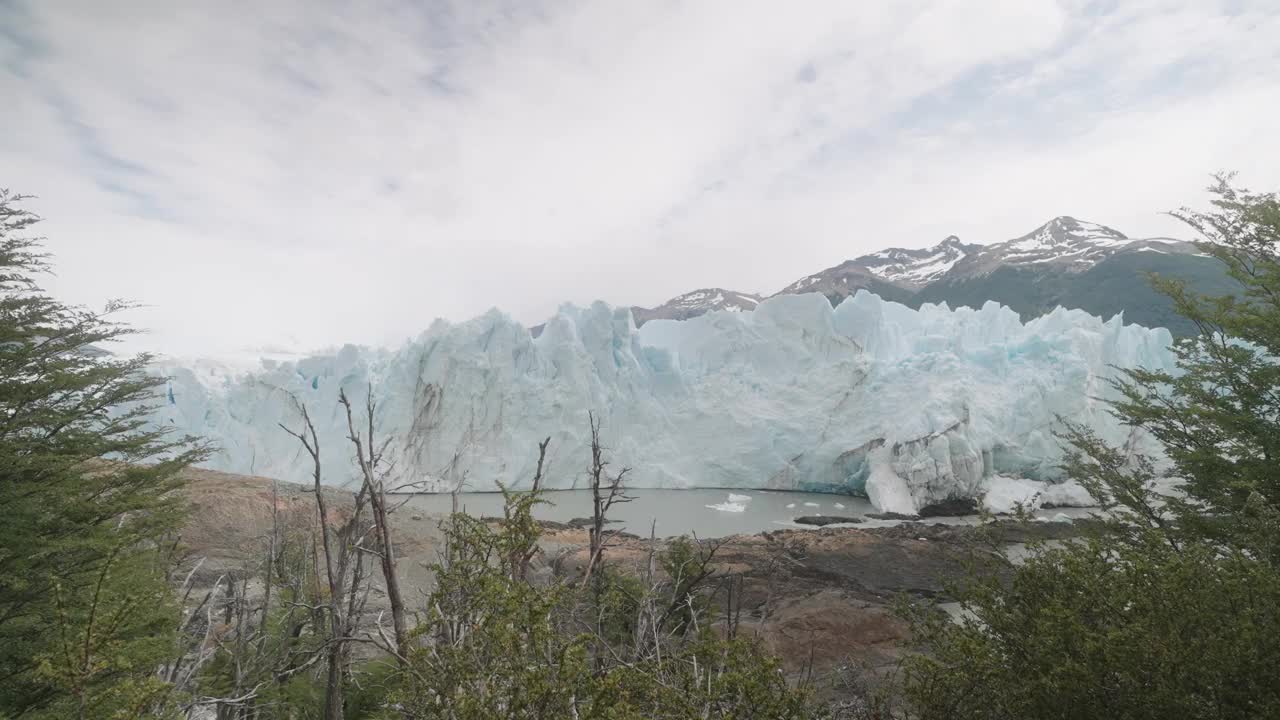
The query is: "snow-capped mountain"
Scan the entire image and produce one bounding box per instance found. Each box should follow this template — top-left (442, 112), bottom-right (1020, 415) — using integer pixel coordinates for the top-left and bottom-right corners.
top-left (780, 215), bottom-right (1193, 297)
top-left (772, 260), bottom-right (914, 309)
top-left (855, 236), bottom-right (981, 289)
top-left (773, 235), bottom-right (981, 307)
top-left (944, 216), bottom-right (1191, 280)
top-left (632, 288), bottom-right (763, 326)
top-left (632, 215), bottom-right (1222, 335)
top-left (908, 217), bottom-right (1222, 336)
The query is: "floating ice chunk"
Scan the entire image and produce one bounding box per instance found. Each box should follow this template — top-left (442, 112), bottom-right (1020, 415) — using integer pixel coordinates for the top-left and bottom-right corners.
top-left (706, 501), bottom-right (747, 513)
top-left (982, 476), bottom-right (1046, 514)
top-left (1040, 480), bottom-right (1095, 508)
top-left (728, 493), bottom-right (752, 503)
top-left (834, 502), bottom-right (846, 509)
top-left (785, 503), bottom-right (796, 509)
top-left (803, 501), bottom-right (820, 508)
top-left (982, 476), bottom-right (1097, 514)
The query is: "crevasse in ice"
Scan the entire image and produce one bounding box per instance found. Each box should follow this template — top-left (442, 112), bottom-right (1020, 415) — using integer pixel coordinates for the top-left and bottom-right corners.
top-left (151, 291), bottom-right (1176, 514)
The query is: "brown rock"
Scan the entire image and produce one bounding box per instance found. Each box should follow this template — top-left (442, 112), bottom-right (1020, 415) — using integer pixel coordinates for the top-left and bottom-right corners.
top-left (794, 515), bottom-right (864, 526)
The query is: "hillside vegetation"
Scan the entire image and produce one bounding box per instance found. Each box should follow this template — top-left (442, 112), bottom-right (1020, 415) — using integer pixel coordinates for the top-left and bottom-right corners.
top-left (913, 250), bottom-right (1241, 336)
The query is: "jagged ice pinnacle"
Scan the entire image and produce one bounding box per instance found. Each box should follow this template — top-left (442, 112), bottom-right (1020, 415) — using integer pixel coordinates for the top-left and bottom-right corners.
top-left (152, 291), bottom-right (1176, 514)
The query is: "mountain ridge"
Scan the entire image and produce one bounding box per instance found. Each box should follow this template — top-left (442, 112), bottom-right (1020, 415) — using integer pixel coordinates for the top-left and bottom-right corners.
top-left (627, 215), bottom-right (1230, 336)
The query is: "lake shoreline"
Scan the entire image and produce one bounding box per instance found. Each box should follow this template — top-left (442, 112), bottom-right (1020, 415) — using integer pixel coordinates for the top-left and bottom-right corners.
top-left (178, 465), bottom-right (1096, 703)
top-left (396, 486), bottom-right (1097, 539)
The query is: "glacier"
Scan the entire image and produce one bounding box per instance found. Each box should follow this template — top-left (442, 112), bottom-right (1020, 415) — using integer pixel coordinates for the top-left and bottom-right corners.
top-left (150, 291), bottom-right (1176, 515)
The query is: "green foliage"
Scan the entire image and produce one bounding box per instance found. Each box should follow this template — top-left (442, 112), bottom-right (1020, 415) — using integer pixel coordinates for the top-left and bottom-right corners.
top-left (1108, 180), bottom-right (1280, 553)
top-left (381, 487), bottom-right (814, 719)
top-left (27, 549), bottom-right (184, 720)
top-left (387, 487), bottom-right (596, 719)
top-left (0, 190), bottom-right (204, 716)
top-left (657, 535), bottom-right (716, 637)
top-left (187, 518), bottom-right (361, 720)
top-left (599, 632), bottom-right (810, 720)
top-left (591, 565), bottom-right (645, 648)
top-left (899, 177), bottom-right (1280, 719)
top-left (901, 535), bottom-right (1280, 720)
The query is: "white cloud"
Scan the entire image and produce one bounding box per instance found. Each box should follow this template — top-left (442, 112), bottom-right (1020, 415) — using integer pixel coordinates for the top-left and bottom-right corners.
top-left (2, 0), bottom-right (1277, 354)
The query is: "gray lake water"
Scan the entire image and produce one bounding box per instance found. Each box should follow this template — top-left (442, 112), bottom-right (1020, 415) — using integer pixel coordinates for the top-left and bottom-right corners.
top-left (396, 488), bottom-right (1092, 538)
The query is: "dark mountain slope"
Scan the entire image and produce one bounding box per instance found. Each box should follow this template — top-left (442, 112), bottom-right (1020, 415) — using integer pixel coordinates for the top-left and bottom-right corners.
top-left (913, 249), bottom-right (1239, 336)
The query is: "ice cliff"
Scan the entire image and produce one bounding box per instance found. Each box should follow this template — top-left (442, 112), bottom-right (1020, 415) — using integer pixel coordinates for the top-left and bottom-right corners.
top-left (151, 291), bottom-right (1176, 514)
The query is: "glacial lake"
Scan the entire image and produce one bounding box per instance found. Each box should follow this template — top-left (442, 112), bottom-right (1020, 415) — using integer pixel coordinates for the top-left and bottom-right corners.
top-left (396, 488), bottom-right (1093, 539)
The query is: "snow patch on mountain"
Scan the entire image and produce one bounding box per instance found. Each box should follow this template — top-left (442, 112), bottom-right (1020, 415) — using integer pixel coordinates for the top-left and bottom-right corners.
top-left (945, 216), bottom-right (1194, 279)
top-left (776, 237), bottom-right (980, 302)
top-left (668, 289), bottom-right (759, 311)
top-left (632, 288), bottom-right (763, 325)
top-left (1009, 217), bottom-right (1129, 253)
top-left (861, 236), bottom-right (978, 288)
top-left (765, 216), bottom-right (1197, 305)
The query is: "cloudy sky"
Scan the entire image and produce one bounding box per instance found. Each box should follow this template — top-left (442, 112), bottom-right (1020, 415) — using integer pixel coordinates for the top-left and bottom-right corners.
top-left (4, 0), bottom-right (1279, 355)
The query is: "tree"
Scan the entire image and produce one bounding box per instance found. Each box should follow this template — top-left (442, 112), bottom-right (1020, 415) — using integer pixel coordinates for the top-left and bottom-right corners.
top-left (582, 412), bottom-right (631, 593)
top-left (1110, 177), bottom-right (1280, 555)
top-left (171, 477), bottom-right (376, 720)
top-left (280, 400), bottom-right (374, 720)
top-left (181, 386), bottom-right (416, 720)
top-left (385, 441), bottom-right (815, 719)
top-left (0, 189), bottom-right (205, 716)
top-left (339, 387), bottom-right (409, 661)
top-left (898, 177), bottom-right (1280, 720)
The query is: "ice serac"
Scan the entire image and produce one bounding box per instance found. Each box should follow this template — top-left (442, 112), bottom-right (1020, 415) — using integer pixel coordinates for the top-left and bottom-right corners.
top-left (153, 292), bottom-right (1176, 514)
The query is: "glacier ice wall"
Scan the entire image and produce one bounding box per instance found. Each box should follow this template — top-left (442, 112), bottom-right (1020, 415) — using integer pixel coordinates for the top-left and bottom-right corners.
top-left (151, 292), bottom-right (1176, 514)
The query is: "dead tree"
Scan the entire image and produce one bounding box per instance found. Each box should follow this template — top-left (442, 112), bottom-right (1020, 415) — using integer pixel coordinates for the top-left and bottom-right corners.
top-left (508, 436), bottom-right (551, 582)
top-left (339, 386), bottom-right (409, 663)
top-left (280, 403), bottom-right (351, 720)
top-left (581, 412), bottom-right (632, 593)
top-left (163, 388), bottom-right (378, 718)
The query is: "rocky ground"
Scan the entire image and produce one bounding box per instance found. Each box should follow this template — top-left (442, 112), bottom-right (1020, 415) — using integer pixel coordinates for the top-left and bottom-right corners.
top-left (178, 465), bottom-right (445, 598)
top-left (176, 466), bottom-right (1090, 694)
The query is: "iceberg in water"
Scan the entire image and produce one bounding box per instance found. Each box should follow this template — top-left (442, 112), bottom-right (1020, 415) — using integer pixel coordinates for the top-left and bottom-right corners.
top-left (150, 291), bottom-right (1175, 514)
top-left (980, 476), bottom-right (1095, 515)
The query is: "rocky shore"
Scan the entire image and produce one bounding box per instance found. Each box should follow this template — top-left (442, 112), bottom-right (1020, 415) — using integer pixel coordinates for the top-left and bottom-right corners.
top-left (176, 467), bottom-right (1092, 695)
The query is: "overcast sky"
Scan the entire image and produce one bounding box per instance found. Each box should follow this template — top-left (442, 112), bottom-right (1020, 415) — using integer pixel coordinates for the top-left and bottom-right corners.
top-left (4, 1), bottom-right (1279, 356)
